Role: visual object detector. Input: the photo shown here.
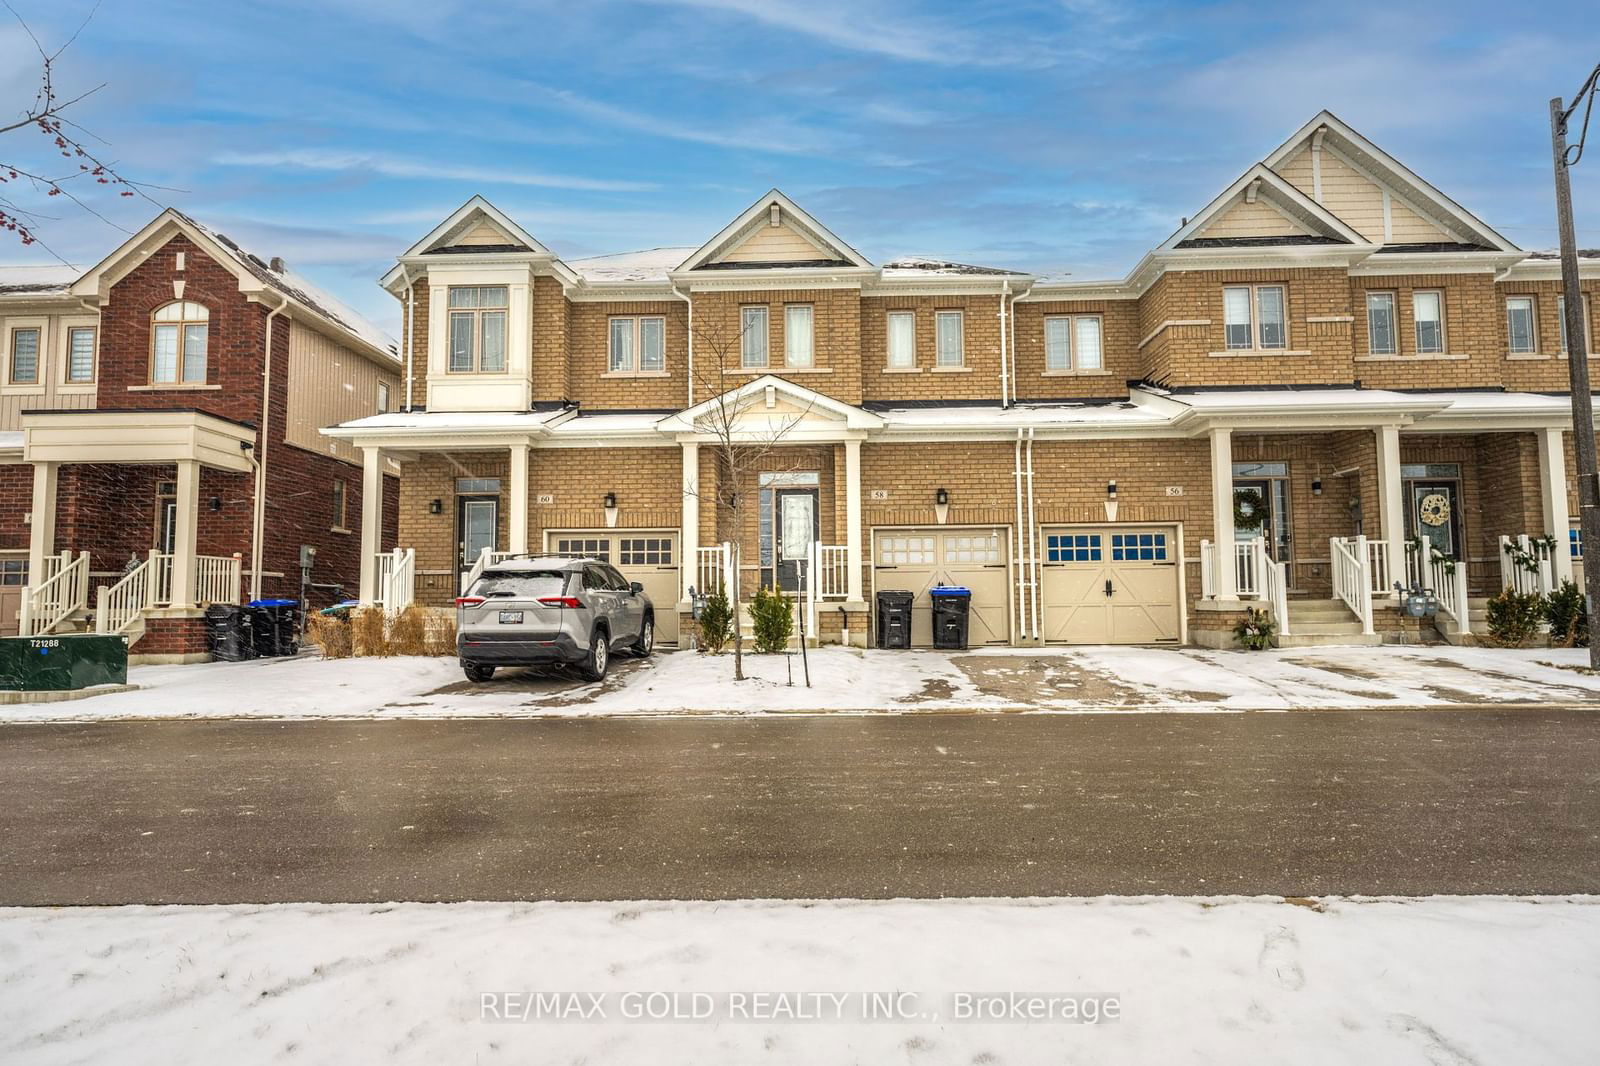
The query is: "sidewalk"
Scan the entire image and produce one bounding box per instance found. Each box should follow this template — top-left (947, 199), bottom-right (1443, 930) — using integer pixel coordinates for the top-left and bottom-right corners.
top-left (4, 643), bottom-right (1600, 721)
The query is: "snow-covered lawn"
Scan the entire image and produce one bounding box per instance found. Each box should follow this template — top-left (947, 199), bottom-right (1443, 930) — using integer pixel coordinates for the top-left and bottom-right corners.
top-left (2, 896), bottom-right (1594, 1064)
top-left (5, 643), bottom-right (1600, 721)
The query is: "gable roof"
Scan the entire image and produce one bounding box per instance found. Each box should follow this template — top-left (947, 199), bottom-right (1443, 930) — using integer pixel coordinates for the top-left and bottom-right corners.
top-left (676, 189), bottom-right (872, 273)
top-left (1163, 164), bottom-right (1370, 251)
top-left (1263, 110), bottom-right (1518, 253)
top-left (662, 374), bottom-right (883, 433)
top-left (395, 195), bottom-right (552, 260)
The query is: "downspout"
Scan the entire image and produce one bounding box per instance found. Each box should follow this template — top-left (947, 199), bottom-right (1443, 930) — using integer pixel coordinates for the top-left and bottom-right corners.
top-left (1014, 430), bottom-right (1027, 639)
top-left (400, 264), bottom-right (415, 411)
top-left (671, 282), bottom-right (693, 408)
top-left (253, 293), bottom-right (290, 602)
top-left (1025, 426), bottom-right (1041, 641)
top-left (998, 280), bottom-right (1011, 408)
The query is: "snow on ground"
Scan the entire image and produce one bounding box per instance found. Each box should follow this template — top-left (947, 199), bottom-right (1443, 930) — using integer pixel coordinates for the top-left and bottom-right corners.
top-left (6, 644), bottom-right (1600, 721)
top-left (1, 896), bottom-right (1594, 1065)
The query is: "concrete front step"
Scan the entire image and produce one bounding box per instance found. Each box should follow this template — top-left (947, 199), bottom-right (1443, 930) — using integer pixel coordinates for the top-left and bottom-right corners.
top-left (1274, 631), bottom-right (1384, 649)
top-left (1288, 620), bottom-right (1367, 636)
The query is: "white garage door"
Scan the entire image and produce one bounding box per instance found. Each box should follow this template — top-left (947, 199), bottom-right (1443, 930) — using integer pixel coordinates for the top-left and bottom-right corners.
top-left (547, 531), bottom-right (680, 646)
top-left (873, 528), bottom-right (1011, 646)
top-left (1040, 526), bottom-right (1181, 644)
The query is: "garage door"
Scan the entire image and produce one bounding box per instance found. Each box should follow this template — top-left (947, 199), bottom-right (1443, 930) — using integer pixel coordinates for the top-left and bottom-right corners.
top-left (0, 556), bottom-right (25, 638)
top-left (873, 528), bottom-right (1010, 646)
top-left (1040, 527), bottom-right (1181, 644)
top-left (546, 531), bottom-right (680, 646)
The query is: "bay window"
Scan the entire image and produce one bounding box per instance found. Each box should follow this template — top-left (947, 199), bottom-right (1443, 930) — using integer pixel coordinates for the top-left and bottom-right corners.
top-left (447, 286), bottom-right (508, 373)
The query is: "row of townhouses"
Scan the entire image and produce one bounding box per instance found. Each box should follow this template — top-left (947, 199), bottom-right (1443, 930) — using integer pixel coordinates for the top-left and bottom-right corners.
top-left (3, 111), bottom-right (1598, 658)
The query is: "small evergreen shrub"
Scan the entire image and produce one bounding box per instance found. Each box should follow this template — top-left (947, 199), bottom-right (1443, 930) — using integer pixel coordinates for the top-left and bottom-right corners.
top-left (1545, 580), bottom-right (1589, 647)
top-left (1485, 587), bottom-right (1544, 648)
top-left (750, 585), bottom-right (794, 654)
top-left (1232, 607), bottom-right (1276, 651)
top-left (697, 586), bottom-right (734, 654)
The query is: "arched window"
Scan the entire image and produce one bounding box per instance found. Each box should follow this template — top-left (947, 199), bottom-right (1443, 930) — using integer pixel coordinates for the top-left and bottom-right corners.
top-left (151, 301), bottom-right (210, 384)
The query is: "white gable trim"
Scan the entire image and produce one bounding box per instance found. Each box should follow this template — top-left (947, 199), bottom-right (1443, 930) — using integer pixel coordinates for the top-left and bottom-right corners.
top-left (676, 189), bottom-right (872, 273)
top-left (661, 374), bottom-right (883, 434)
top-left (395, 195), bottom-right (551, 260)
top-left (1264, 111), bottom-right (1518, 252)
top-left (1163, 164), bottom-right (1371, 250)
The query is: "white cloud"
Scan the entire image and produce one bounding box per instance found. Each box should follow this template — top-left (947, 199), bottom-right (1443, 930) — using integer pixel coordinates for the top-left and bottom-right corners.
top-left (212, 149), bottom-right (656, 192)
top-left (529, 85), bottom-right (846, 156)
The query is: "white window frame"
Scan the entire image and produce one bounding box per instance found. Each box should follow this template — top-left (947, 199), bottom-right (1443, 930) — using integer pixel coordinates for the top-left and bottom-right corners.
top-left (741, 305), bottom-right (769, 368)
top-left (1365, 292), bottom-right (1397, 355)
top-left (784, 304), bottom-right (814, 368)
top-left (1412, 290), bottom-right (1445, 354)
top-left (446, 286), bottom-right (509, 374)
top-left (1558, 294), bottom-right (1594, 356)
top-left (935, 310), bottom-right (964, 368)
top-left (150, 301), bottom-right (210, 385)
top-left (1223, 284), bottom-right (1288, 351)
top-left (1506, 296), bottom-right (1538, 354)
top-left (377, 381), bottom-right (390, 414)
top-left (1044, 314), bottom-right (1104, 372)
top-left (61, 322), bottom-right (97, 386)
top-left (607, 315), bottom-right (667, 374)
top-left (885, 310), bottom-right (916, 369)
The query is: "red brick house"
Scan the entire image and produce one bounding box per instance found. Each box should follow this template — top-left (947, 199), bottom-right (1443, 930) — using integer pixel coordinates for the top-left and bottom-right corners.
top-left (0, 210), bottom-right (400, 659)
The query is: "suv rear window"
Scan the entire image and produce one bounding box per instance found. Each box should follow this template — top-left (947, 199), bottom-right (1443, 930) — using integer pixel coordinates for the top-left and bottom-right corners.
top-left (471, 572), bottom-right (568, 598)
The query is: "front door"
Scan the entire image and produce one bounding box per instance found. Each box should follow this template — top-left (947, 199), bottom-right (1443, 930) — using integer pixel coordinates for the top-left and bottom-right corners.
top-left (458, 495), bottom-right (499, 572)
top-left (1408, 481), bottom-right (1462, 559)
top-left (775, 489), bottom-right (818, 593)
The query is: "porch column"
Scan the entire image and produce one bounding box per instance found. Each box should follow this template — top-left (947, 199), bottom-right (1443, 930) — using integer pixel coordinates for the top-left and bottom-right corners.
top-left (507, 443), bottom-right (530, 554)
top-left (844, 437), bottom-right (864, 604)
top-left (358, 446), bottom-right (384, 605)
top-left (1376, 424), bottom-right (1406, 589)
top-left (26, 461), bottom-right (58, 588)
top-left (1208, 427), bottom-right (1237, 600)
top-left (170, 459), bottom-right (201, 609)
top-left (1539, 427), bottom-right (1575, 585)
top-left (680, 440), bottom-right (699, 603)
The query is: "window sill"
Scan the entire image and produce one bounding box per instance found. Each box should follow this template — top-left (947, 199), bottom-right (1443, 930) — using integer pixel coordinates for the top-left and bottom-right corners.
top-left (0, 384), bottom-right (45, 395)
top-left (1506, 352), bottom-right (1553, 361)
top-left (601, 370), bottom-right (670, 379)
top-left (728, 367), bottom-right (833, 375)
top-left (1354, 353), bottom-right (1469, 362)
top-left (881, 367), bottom-right (921, 374)
top-left (1041, 369), bottom-right (1112, 377)
top-left (57, 382), bottom-right (96, 393)
top-left (1207, 349), bottom-right (1310, 358)
top-left (128, 383), bottom-right (221, 391)
top-left (330, 526), bottom-right (353, 536)
top-left (930, 365), bottom-right (971, 373)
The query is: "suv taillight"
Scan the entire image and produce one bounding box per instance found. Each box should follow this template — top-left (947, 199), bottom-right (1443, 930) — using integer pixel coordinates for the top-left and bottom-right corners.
top-left (455, 596), bottom-right (486, 608)
top-left (537, 596), bottom-right (583, 609)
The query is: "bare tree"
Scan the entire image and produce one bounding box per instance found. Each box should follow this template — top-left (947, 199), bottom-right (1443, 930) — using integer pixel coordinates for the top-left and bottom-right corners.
top-left (1, 3), bottom-right (155, 257)
top-left (685, 311), bottom-right (814, 681)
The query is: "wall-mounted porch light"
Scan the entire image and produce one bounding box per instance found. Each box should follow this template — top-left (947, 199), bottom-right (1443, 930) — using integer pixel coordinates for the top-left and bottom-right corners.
top-left (603, 492), bottom-right (618, 510)
top-left (1107, 480), bottom-right (1118, 499)
top-left (1311, 478), bottom-right (1323, 496)
top-left (428, 498), bottom-right (443, 515)
top-left (208, 496), bottom-right (223, 512)
top-left (935, 487), bottom-right (949, 507)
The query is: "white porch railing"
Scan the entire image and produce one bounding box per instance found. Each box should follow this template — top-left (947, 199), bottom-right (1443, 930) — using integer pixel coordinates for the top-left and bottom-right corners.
top-left (376, 547), bottom-right (416, 610)
top-left (1431, 551), bottom-right (1472, 636)
top-left (695, 542), bottom-right (735, 597)
top-left (20, 550), bottom-right (90, 636)
top-left (1199, 538), bottom-right (1264, 598)
top-left (196, 553), bottom-right (243, 607)
top-left (1499, 534), bottom-right (1557, 597)
top-left (810, 543), bottom-right (849, 601)
top-left (96, 553), bottom-right (159, 637)
top-left (459, 547), bottom-right (520, 595)
top-left (1330, 536), bottom-right (1374, 636)
top-left (1366, 539), bottom-right (1395, 597)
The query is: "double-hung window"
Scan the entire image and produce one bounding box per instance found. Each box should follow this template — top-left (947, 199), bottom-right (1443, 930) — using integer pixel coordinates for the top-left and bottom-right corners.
top-left (1365, 292), bottom-right (1396, 355)
top-left (66, 327), bottom-right (96, 383)
top-left (935, 310), bottom-right (964, 367)
top-left (1413, 291), bottom-right (1445, 354)
top-left (741, 305), bottom-right (768, 368)
top-left (1044, 314), bottom-right (1103, 371)
top-left (1506, 297), bottom-right (1537, 354)
top-left (151, 301), bottom-right (209, 384)
top-left (1558, 294), bottom-right (1593, 355)
top-left (1223, 285), bottom-right (1287, 350)
top-left (332, 479), bottom-right (348, 530)
top-left (8, 327), bottom-right (40, 384)
top-left (447, 286), bottom-right (508, 373)
top-left (784, 305), bottom-right (813, 367)
top-left (608, 316), bottom-right (666, 373)
top-left (377, 381), bottom-right (390, 414)
top-left (886, 310), bottom-right (915, 369)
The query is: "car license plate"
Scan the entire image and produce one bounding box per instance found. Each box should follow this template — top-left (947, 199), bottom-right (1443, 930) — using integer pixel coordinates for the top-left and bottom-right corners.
top-left (498, 610), bottom-right (524, 624)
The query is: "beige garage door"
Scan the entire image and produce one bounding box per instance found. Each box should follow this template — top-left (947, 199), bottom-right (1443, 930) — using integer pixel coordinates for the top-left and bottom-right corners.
top-left (873, 528), bottom-right (1011, 646)
top-left (547, 531), bottom-right (680, 646)
top-left (0, 555), bottom-right (26, 638)
top-left (1040, 527), bottom-right (1181, 644)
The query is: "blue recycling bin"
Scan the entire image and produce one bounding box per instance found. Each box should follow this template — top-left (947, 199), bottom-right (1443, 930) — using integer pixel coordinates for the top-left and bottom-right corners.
top-left (929, 585), bottom-right (972, 649)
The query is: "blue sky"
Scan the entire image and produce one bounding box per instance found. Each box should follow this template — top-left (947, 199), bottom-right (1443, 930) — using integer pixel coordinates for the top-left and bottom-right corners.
top-left (3, 0), bottom-right (1599, 336)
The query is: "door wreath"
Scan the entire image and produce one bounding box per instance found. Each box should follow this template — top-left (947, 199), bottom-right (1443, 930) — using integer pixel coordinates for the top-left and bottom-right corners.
top-left (1233, 487), bottom-right (1267, 531)
top-left (1418, 492), bottom-right (1451, 527)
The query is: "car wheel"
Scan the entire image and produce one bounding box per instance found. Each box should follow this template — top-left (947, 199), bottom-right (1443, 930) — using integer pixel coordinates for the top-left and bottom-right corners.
top-left (631, 614), bottom-right (654, 658)
top-left (581, 628), bottom-right (609, 682)
top-left (463, 662), bottom-right (495, 683)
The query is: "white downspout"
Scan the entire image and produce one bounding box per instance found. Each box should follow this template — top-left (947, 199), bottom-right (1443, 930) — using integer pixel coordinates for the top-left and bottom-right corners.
top-left (671, 282), bottom-right (693, 408)
top-left (998, 280), bottom-right (1011, 408)
top-left (253, 293), bottom-right (289, 602)
top-left (1025, 426), bottom-right (1040, 641)
top-left (1014, 430), bottom-right (1027, 639)
top-left (400, 265), bottom-right (415, 411)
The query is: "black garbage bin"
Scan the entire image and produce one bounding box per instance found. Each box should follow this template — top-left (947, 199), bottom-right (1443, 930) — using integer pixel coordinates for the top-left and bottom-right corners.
top-left (205, 604), bottom-right (254, 662)
top-left (930, 586), bottom-right (971, 650)
top-left (247, 599), bottom-right (301, 658)
top-left (876, 590), bottom-right (914, 649)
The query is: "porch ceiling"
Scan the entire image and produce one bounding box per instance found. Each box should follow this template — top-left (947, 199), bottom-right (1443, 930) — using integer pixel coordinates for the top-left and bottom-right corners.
top-left (20, 410), bottom-right (256, 473)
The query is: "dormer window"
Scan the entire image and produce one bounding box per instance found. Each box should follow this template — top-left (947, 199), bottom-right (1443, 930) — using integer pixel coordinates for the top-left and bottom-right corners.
top-left (151, 301), bottom-right (209, 384)
top-left (447, 286), bottom-right (508, 373)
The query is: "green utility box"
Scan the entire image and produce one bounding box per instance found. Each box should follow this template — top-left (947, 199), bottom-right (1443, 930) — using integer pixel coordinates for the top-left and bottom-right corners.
top-left (0, 634), bottom-right (129, 692)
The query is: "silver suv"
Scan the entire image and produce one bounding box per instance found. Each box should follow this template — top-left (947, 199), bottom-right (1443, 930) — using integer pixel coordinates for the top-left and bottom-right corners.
top-left (456, 556), bottom-right (655, 683)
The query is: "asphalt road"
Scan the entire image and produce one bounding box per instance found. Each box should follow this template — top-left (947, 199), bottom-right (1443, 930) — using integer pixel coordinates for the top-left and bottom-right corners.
top-left (1, 710), bottom-right (1597, 904)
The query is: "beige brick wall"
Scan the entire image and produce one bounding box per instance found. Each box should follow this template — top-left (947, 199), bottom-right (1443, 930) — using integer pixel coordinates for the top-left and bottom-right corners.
top-left (859, 294), bottom-right (1002, 405)
top-left (1351, 273), bottom-right (1503, 390)
top-left (400, 277), bottom-right (429, 407)
top-left (529, 445), bottom-right (681, 533)
top-left (1010, 299), bottom-right (1138, 400)
top-left (1496, 276), bottom-right (1600, 393)
top-left (689, 288), bottom-right (863, 406)
top-left (532, 274), bottom-right (570, 404)
top-left (567, 300), bottom-right (688, 410)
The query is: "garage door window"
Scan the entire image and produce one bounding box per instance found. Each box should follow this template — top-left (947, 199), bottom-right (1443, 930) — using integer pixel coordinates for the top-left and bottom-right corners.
top-left (878, 535), bottom-right (935, 565)
top-left (555, 537), bottom-right (610, 561)
top-left (619, 537), bottom-right (673, 565)
top-left (1046, 533), bottom-right (1102, 562)
top-left (944, 534), bottom-right (1001, 564)
top-left (1111, 532), bottom-right (1168, 561)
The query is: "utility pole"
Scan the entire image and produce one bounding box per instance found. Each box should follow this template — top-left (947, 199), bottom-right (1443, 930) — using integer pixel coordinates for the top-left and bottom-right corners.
top-left (1551, 62), bottom-right (1600, 668)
